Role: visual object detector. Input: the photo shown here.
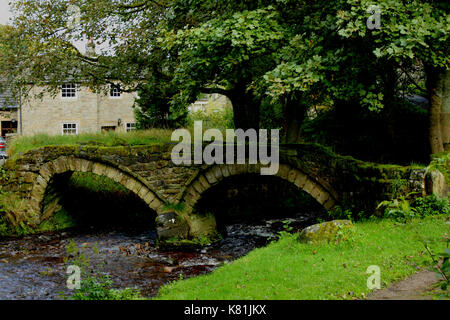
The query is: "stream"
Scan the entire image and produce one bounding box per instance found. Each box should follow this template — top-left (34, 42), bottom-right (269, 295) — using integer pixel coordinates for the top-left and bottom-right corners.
top-left (0, 212), bottom-right (319, 300)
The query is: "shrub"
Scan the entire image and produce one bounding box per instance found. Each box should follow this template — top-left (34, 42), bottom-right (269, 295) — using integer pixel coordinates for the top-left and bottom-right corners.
top-left (378, 195), bottom-right (449, 222)
top-left (70, 274), bottom-right (146, 300)
top-left (413, 194), bottom-right (449, 217)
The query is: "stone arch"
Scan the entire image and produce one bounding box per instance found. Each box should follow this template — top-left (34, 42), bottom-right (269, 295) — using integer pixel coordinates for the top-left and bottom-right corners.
top-left (181, 163), bottom-right (339, 216)
top-left (29, 156), bottom-right (165, 219)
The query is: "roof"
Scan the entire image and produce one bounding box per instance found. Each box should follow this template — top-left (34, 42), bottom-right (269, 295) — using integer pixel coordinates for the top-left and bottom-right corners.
top-left (0, 87), bottom-right (18, 109)
top-left (404, 94), bottom-right (429, 109)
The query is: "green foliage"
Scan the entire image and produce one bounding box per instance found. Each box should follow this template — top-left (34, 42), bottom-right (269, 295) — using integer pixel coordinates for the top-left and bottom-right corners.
top-left (69, 172), bottom-right (129, 195)
top-left (329, 205), bottom-right (354, 221)
top-left (0, 190), bottom-right (33, 237)
top-left (333, 223), bottom-right (357, 245)
top-left (413, 195), bottom-right (449, 217)
top-left (162, 202), bottom-right (186, 213)
top-left (379, 197), bottom-right (416, 222)
top-left (3, 0), bottom-right (448, 137)
top-left (259, 99), bottom-right (284, 130)
top-left (70, 274), bottom-right (146, 300)
top-left (135, 82), bottom-right (188, 129)
top-left (329, 205), bottom-right (368, 222)
top-left (336, 0), bottom-right (449, 69)
top-left (38, 209), bottom-right (77, 232)
top-left (379, 195), bottom-right (449, 222)
top-left (0, 167), bottom-right (8, 182)
top-left (281, 220), bottom-right (294, 233)
top-left (424, 237), bottom-right (450, 299)
top-left (186, 107), bottom-right (234, 131)
top-left (162, 232), bottom-right (221, 248)
top-left (430, 152), bottom-right (450, 185)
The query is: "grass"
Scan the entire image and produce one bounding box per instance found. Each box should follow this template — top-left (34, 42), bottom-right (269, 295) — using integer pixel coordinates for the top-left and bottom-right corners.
top-left (7, 129), bottom-right (173, 157)
top-left (156, 215), bottom-right (449, 300)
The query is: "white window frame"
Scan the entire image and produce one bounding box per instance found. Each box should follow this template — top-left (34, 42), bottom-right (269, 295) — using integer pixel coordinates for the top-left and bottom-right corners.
top-left (61, 83), bottom-right (78, 99)
top-left (61, 122), bottom-right (79, 135)
top-left (109, 84), bottom-right (122, 99)
top-left (126, 122), bottom-right (137, 132)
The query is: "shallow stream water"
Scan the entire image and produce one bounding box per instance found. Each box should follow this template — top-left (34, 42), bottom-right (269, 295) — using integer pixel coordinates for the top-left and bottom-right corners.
top-left (0, 212), bottom-right (318, 300)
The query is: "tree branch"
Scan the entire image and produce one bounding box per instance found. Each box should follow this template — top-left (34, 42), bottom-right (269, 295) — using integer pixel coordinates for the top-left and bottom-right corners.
top-left (200, 87), bottom-right (231, 97)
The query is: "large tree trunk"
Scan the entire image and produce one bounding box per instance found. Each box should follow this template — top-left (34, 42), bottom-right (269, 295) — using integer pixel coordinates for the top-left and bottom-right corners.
top-left (229, 84), bottom-right (260, 131)
top-left (426, 66), bottom-right (448, 154)
top-left (284, 98), bottom-right (307, 143)
top-left (440, 69), bottom-right (450, 151)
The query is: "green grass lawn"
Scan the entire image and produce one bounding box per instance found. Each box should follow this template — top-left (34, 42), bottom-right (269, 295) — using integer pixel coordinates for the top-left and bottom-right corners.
top-left (7, 129), bottom-right (173, 157)
top-left (156, 215), bottom-right (449, 300)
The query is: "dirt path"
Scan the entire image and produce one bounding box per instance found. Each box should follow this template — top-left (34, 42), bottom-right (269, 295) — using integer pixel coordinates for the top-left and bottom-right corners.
top-left (367, 270), bottom-right (440, 300)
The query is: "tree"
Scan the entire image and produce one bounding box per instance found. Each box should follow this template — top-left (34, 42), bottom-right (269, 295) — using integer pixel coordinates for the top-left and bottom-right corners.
top-left (334, 0), bottom-right (449, 154)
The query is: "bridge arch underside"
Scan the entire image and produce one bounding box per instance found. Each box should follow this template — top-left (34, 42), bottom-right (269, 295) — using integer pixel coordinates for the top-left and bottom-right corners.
top-left (29, 156), bottom-right (165, 227)
top-left (181, 164), bottom-right (339, 238)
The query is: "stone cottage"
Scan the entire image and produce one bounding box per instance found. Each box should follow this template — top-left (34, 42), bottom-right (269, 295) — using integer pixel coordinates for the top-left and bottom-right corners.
top-left (19, 83), bottom-right (138, 136)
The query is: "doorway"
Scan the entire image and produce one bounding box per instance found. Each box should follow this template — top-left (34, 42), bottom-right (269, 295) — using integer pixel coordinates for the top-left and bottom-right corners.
top-left (1, 121), bottom-right (17, 137)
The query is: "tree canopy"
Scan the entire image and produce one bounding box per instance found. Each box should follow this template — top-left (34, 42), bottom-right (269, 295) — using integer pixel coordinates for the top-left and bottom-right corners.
top-left (0, 0), bottom-right (448, 149)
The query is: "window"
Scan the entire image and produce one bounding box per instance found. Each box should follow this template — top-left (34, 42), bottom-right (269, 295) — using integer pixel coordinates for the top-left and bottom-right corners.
top-left (101, 126), bottom-right (116, 132)
top-left (61, 84), bottom-right (78, 98)
top-left (126, 122), bottom-right (137, 132)
top-left (109, 84), bottom-right (121, 98)
top-left (62, 123), bottom-right (78, 135)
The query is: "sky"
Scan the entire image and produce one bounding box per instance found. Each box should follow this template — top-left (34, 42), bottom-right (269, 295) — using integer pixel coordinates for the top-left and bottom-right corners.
top-left (0, 0), bottom-right (88, 53)
top-left (0, 0), bottom-right (12, 25)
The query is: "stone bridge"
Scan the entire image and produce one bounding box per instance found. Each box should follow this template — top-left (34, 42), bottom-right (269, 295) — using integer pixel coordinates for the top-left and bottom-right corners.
top-left (1, 143), bottom-right (439, 240)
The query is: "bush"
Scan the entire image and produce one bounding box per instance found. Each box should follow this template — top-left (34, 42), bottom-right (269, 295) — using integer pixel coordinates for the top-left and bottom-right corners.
top-left (70, 274), bottom-right (146, 300)
top-left (413, 195), bottom-right (449, 217)
top-left (379, 195), bottom-right (449, 222)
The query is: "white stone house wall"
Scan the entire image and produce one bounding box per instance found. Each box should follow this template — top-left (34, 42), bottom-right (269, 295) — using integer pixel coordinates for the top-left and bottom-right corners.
top-left (20, 85), bottom-right (138, 136)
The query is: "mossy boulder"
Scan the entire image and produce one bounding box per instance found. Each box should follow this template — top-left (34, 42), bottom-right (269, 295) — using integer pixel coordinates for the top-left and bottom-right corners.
top-left (156, 211), bottom-right (189, 240)
top-left (298, 220), bottom-right (353, 244)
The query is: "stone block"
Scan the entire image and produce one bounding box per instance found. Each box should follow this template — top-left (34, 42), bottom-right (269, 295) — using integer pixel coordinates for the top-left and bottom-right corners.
top-left (294, 172), bottom-right (308, 189)
top-left (287, 168), bottom-right (298, 183)
top-left (205, 170), bottom-right (218, 185)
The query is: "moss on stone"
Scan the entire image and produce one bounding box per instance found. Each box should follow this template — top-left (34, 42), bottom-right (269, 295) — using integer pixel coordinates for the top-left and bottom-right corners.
top-left (298, 220), bottom-right (354, 244)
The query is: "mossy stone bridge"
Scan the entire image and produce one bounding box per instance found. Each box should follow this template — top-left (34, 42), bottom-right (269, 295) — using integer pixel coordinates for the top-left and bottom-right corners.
top-left (1, 143), bottom-right (444, 240)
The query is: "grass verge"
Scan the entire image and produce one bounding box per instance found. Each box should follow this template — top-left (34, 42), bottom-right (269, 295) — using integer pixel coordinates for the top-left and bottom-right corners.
top-left (7, 129), bottom-right (173, 157)
top-left (156, 215), bottom-right (449, 300)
